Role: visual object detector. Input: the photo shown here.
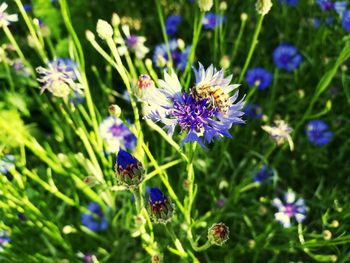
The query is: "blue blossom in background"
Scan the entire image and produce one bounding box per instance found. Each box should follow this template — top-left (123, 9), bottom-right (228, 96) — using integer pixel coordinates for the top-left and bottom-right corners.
top-left (0, 231), bottom-right (10, 251)
top-left (253, 165), bottom-right (274, 183)
top-left (144, 64), bottom-right (245, 148)
top-left (306, 120), bottom-right (333, 146)
top-left (245, 67), bottom-right (273, 90)
top-left (334, 1), bottom-right (347, 15)
top-left (23, 4), bottom-right (32, 12)
top-left (272, 191), bottom-right (306, 228)
top-left (153, 39), bottom-right (190, 71)
top-left (202, 13), bottom-right (225, 30)
top-left (273, 44), bottom-right (302, 72)
top-left (99, 117), bottom-right (137, 153)
top-left (165, 15), bottom-right (182, 35)
top-left (0, 155), bottom-right (15, 174)
top-left (317, 0), bottom-right (334, 11)
top-left (278, 0), bottom-right (297, 7)
top-left (243, 103), bottom-right (263, 120)
top-left (342, 10), bottom-right (350, 32)
top-left (81, 202), bottom-right (108, 232)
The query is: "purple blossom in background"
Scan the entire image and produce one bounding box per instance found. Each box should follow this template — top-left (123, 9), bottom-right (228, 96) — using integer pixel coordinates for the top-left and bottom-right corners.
top-left (272, 191), bottom-right (306, 228)
top-left (306, 120), bottom-right (333, 146)
top-left (165, 15), bottom-right (182, 35)
top-left (202, 13), bottom-right (225, 30)
top-left (317, 0), bottom-right (334, 11)
top-left (273, 44), bottom-right (302, 72)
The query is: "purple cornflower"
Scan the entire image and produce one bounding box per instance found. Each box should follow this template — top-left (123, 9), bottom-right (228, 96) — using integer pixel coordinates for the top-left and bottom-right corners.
top-left (317, 0), bottom-right (334, 11)
top-left (273, 44), bottom-right (302, 72)
top-left (99, 117), bottom-right (137, 153)
top-left (166, 15), bottom-right (182, 36)
top-left (253, 165), bottom-right (274, 183)
top-left (243, 103), bottom-right (263, 120)
top-left (202, 13), bottom-right (225, 30)
top-left (0, 231), bottom-right (10, 251)
top-left (245, 67), bottom-right (273, 90)
top-left (81, 202), bottom-right (108, 232)
top-left (147, 188), bottom-right (174, 224)
top-left (272, 191), bottom-right (306, 228)
top-left (36, 58), bottom-right (83, 98)
top-left (306, 120), bottom-right (333, 146)
top-left (0, 155), bottom-right (15, 174)
top-left (144, 63), bottom-right (245, 148)
top-left (116, 25), bottom-right (149, 59)
top-left (278, 0), bottom-right (298, 6)
top-left (342, 10), bottom-right (350, 32)
top-left (153, 39), bottom-right (190, 71)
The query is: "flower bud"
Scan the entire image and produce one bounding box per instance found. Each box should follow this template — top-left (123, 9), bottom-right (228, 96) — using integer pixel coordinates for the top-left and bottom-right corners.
top-left (256, 0), bottom-right (273, 16)
top-left (207, 223), bottom-right (229, 246)
top-left (241, 13), bottom-right (248, 22)
top-left (111, 13), bottom-right (120, 27)
top-left (177, 38), bottom-right (185, 50)
top-left (219, 55), bottom-right (230, 70)
top-left (219, 1), bottom-right (227, 11)
top-left (147, 188), bottom-right (174, 224)
top-left (137, 74), bottom-right (155, 90)
top-left (96, 19), bottom-right (113, 40)
top-left (198, 0), bottom-right (213, 12)
top-left (115, 149), bottom-right (144, 188)
top-left (323, 230), bottom-right (332, 240)
top-left (108, 104), bottom-right (121, 117)
top-left (85, 30), bottom-right (95, 41)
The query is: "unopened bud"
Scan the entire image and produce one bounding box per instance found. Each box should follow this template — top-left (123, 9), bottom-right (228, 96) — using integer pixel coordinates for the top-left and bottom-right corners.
top-left (208, 223), bottom-right (229, 246)
top-left (323, 230), bottom-right (332, 240)
top-left (198, 0), bottom-right (213, 12)
top-left (108, 104), bottom-right (121, 117)
top-left (177, 38), bottom-right (185, 50)
top-left (85, 30), bottom-right (95, 41)
top-left (96, 19), bottom-right (113, 40)
top-left (241, 13), bottom-right (248, 21)
top-left (137, 74), bottom-right (155, 90)
top-left (115, 149), bottom-right (144, 188)
top-left (219, 1), bottom-right (227, 11)
top-left (220, 55), bottom-right (230, 70)
top-left (256, 0), bottom-right (273, 16)
top-left (111, 13), bottom-right (120, 27)
top-left (147, 188), bottom-right (174, 224)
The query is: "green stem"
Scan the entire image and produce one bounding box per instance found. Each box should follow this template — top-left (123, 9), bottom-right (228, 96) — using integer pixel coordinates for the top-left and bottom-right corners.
top-left (231, 16), bottom-right (247, 63)
top-left (185, 142), bottom-right (197, 224)
top-left (238, 15), bottom-right (264, 83)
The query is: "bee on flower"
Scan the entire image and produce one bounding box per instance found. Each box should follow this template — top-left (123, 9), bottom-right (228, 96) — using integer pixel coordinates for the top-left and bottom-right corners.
top-left (36, 58), bottom-right (84, 98)
top-left (0, 3), bottom-right (18, 28)
top-left (115, 24), bottom-right (149, 59)
top-left (262, 120), bottom-right (294, 151)
top-left (143, 63), bottom-right (245, 148)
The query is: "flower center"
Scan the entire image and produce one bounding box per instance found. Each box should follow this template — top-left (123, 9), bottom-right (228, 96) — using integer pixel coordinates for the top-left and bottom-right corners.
top-left (284, 204), bottom-right (295, 216)
top-left (108, 123), bottom-right (124, 137)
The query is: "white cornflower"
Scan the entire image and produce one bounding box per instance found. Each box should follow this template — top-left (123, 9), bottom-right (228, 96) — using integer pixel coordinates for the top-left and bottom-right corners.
top-left (261, 120), bottom-right (294, 151)
top-left (0, 3), bottom-right (18, 28)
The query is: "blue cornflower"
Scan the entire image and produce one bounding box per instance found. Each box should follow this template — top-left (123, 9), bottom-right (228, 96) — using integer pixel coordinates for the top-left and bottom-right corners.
top-left (253, 165), bottom-right (274, 183)
top-left (245, 67), bottom-right (273, 90)
top-left (306, 120), bottom-right (332, 146)
top-left (0, 155), bottom-right (15, 174)
top-left (99, 116), bottom-right (137, 153)
top-left (272, 191), bottom-right (306, 228)
top-left (278, 0), bottom-right (297, 6)
top-left (342, 10), bottom-right (350, 32)
top-left (147, 188), bottom-right (174, 224)
top-left (23, 4), bottom-right (32, 12)
top-left (166, 15), bottom-right (182, 36)
top-left (273, 44), bottom-right (302, 72)
top-left (334, 1), bottom-right (347, 15)
top-left (144, 63), bottom-right (245, 148)
top-left (202, 13), bottom-right (225, 30)
top-left (153, 39), bottom-right (190, 71)
top-left (36, 58), bottom-right (83, 98)
top-left (317, 0), bottom-right (334, 11)
top-left (243, 103), bottom-right (263, 120)
top-left (0, 231), bottom-right (10, 251)
top-left (81, 202), bottom-right (108, 232)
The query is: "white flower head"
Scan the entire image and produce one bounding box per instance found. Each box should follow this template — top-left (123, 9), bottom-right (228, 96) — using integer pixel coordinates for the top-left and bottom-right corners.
top-left (262, 120), bottom-right (294, 151)
top-left (256, 0), bottom-right (273, 16)
top-left (198, 0), bottom-right (213, 12)
top-left (96, 19), bottom-right (113, 40)
top-left (0, 3), bottom-right (18, 28)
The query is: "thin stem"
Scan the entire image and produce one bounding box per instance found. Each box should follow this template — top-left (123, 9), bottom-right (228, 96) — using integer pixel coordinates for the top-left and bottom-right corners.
top-left (238, 15), bottom-right (264, 83)
top-left (231, 17), bottom-right (247, 63)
